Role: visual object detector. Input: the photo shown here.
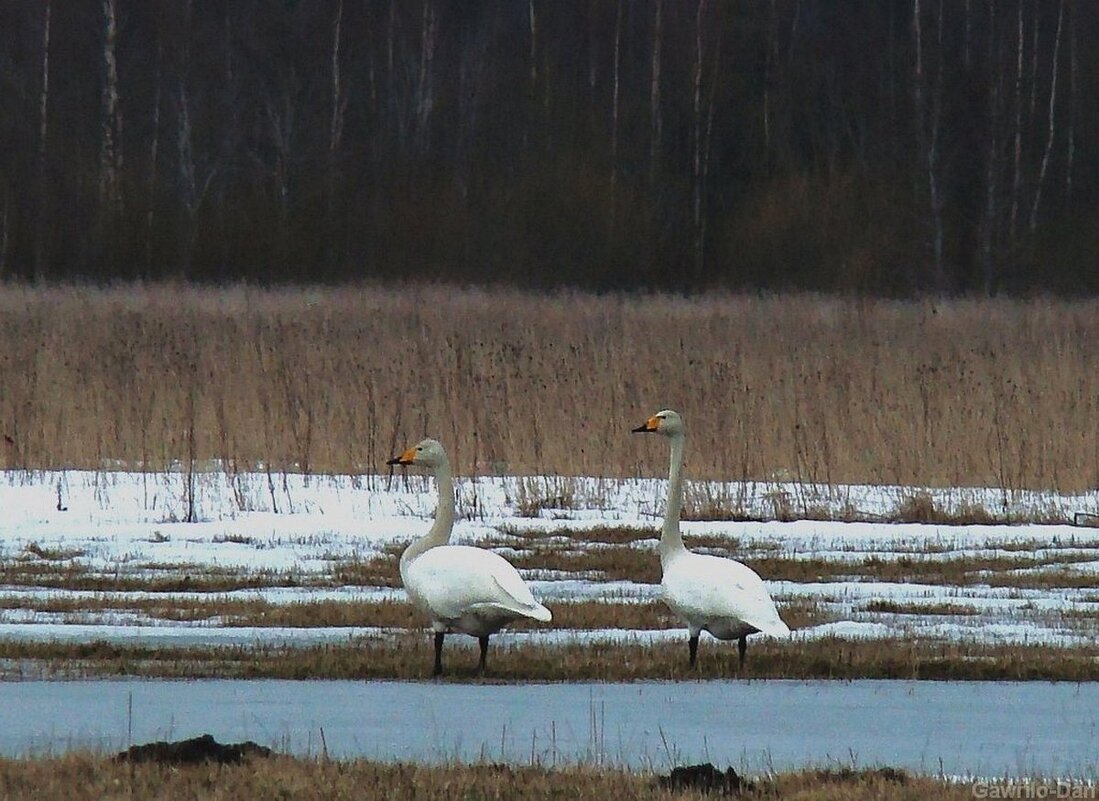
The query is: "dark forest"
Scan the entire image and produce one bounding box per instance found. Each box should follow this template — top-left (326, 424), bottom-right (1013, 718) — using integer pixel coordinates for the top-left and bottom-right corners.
top-left (0, 0), bottom-right (1095, 294)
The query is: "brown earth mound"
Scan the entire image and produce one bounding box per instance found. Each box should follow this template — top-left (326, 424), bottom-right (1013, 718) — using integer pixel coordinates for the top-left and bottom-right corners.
top-left (115, 733), bottom-right (272, 765)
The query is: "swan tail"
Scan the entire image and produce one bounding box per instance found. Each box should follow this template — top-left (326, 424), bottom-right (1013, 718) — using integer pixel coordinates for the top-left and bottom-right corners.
top-left (757, 617), bottom-right (791, 637)
top-left (525, 602), bottom-right (552, 623)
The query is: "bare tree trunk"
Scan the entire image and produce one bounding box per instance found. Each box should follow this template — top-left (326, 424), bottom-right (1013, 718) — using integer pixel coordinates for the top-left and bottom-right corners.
top-left (981, 0), bottom-right (1000, 295)
top-left (912, 0), bottom-right (933, 287)
top-left (415, 0), bottom-right (437, 155)
top-left (1009, 0), bottom-right (1024, 241)
top-left (328, 0), bottom-right (345, 239)
top-left (387, 0), bottom-right (400, 151)
top-left (1065, 0), bottom-right (1076, 204)
top-left (34, 0), bottom-right (51, 283)
top-left (588, 0), bottom-right (599, 131)
top-left (266, 96), bottom-right (293, 227)
top-left (330, 0), bottom-right (344, 158)
top-left (699, 29), bottom-right (721, 287)
top-left (177, 0), bottom-right (197, 277)
top-left (610, 0), bottom-right (622, 230)
top-left (692, 0), bottom-right (707, 285)
top-left (928, 0), bottom-right (946, 290)
top-left (763, 0), bottom-right (774, 155)
top-left (528, 0), bottom-right (537, 91)
top-left (146, 39), bottom-right (162, 271)
top-left (1029, 0), bottom-right (1063, 231)
top-left (388, 0), bottom-right (395, 76)
top-left (1028, 0), bottom-right (1039, 123)
top-left (649, 0), bottom-right (662, 185)
top-left (99, 0), bottom-right (123, 215)
top-left (1, 194), bottom-right (8, 280)
top-left (913, 0), bottom-right (924, 180)
top-left (963, 0), bottom-right (971, 69)
top-left (223, 5), bottom-right (233, 86)
top-left (178, 80), bottom-right (196, 276)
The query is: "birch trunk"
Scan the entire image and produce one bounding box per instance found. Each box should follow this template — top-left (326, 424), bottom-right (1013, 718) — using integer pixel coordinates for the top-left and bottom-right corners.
top-left (699, 31), bottom-right (721, 288)
top-left (34, 0), bottom-right (51, 281)
top-left (1009, 0), bottom-right (1024, 241)
top-left (1, 195), bottom-right (8, 281)
top-left (981, 0), bottom-right (1000, 296)
top-left (610, 0), bottom-right (622, 228)
top-left (763, 0), bottom-right (774, 155)
top-left (528, 0), bottom-right (537, 90)
top-left (328, 0), bottom-right (345, 263)
top-left (99, 0), bottom-right (123, 214)
top-left (145, 39), bottom-right (162, 271)
top-left (415, 0), bottom-right (437, 155)
top-left (1065, 0), bottom-right (1076, 204)
top-left (649, 0), bottom-right (662, 185)
top-left (330, 0), bottom-right (344, 158)
top-left (692, 0), bottom-right (707, 285)
top-left (177, 81), bottom-right (195, 276)
top-left (912, 0), bottom-right (931, 286)
top-left (1029, 0), bottom-right (1063, 231)
top-left (928, 0), bottom-right (945, 290)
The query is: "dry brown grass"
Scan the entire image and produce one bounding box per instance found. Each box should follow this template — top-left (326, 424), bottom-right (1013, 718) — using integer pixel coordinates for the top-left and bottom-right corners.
top-left (860, 600), bottom-right (982, 616)
top-left (0, 754), bottom-right (975, 801)
top-left (3, 635), bottom-right (1097, 682)
top-left (1, 285), bottom-right (1098, 491)
top-left (485, 531), bottom-right (1099, 590)
top-left (0, 593), bottom-right (835, 633)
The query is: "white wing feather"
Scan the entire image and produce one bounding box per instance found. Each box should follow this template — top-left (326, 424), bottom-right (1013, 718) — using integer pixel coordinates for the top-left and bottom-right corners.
top-left (662, 551), bottom-right (790, 636)
top-left (406, 545), bottom-right (552, 623)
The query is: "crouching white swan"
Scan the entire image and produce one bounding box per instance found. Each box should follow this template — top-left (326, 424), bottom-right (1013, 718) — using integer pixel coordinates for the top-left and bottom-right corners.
top-left (633, 410), bottom-right (790, 668)
top-left (387, 438), bottom-right (552, 676)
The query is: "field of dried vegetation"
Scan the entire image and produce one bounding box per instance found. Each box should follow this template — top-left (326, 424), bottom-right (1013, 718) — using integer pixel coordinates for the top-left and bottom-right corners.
top-left (0, 754), bottom-right (971, 801)
top-left (2, 284), bottom-right (1097, 491)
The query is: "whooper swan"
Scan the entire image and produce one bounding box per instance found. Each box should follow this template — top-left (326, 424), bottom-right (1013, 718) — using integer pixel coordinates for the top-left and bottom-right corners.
top-left (633, 410), bottom-right (790, 668)
top-left (387, 438), bottom-right (552, 676)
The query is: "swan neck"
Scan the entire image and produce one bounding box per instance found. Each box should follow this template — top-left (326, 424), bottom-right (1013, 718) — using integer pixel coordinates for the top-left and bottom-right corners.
top-left (400, 459), bottom-right (456, 573)
top-left (660, 432), bottom-right (687, 561)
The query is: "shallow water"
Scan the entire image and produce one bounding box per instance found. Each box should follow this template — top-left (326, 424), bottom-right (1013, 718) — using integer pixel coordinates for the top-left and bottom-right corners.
top-left (2, 679), bottom-right (1096, 777)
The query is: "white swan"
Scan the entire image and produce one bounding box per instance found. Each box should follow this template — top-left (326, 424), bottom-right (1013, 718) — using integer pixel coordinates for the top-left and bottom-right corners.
top-left (633, 410), bottom-right (790, 668)
top-left (387, 438), bottom-right (552, 676)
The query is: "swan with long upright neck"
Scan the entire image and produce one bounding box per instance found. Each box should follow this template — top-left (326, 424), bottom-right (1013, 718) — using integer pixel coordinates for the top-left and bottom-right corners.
top-left (633, 410), bottom-right (789, 668)
top-left (387, 438), bottom-right (551, 676)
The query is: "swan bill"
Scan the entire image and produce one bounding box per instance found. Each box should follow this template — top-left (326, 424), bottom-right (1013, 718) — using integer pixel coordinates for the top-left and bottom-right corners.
top-left (632, 416), bottom-right (660, 433)
top-left (386, 446), bottom-right (418, 466)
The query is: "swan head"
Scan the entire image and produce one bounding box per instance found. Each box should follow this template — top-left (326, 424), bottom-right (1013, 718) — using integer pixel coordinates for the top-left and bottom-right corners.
top-left (632, 409), bottom-right (685, 437)
top-left (387, 438), bottom-right (449, 469)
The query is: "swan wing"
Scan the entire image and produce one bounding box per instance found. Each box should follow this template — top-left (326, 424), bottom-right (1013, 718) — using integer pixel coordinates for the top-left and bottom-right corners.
top-left (663, 552), bottom-right (790, 636)
top-left (406, 545), bottom-right (551, 622)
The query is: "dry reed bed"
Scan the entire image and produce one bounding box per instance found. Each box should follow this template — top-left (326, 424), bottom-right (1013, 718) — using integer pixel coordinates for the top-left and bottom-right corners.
top-left (1, 285), bottom-right (1097, 490)
top-left (0, 594), bottom-right (832, 633)
top-left (0, 755), bottom-right (967, 801)
top-left (3, 636), bottom-right (1097, 682)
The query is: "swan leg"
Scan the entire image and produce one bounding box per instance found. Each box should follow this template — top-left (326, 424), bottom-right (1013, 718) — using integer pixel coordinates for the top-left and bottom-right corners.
top-left (433, 631), bottom-right (445, 677)
top-left (688, 634), bottom-right (699, 667)
top-left (478, 635), bottom-right (490, 674)
top-left (738, 634), bottom-right (747, 668)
